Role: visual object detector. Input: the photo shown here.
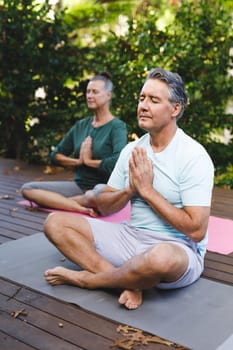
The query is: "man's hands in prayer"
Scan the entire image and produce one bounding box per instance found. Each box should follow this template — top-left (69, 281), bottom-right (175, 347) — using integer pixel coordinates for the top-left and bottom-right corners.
top-left (129, 147), bottom-right (154, 197)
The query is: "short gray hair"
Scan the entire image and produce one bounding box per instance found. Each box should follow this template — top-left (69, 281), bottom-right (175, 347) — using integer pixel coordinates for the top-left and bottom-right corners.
top-left (146, 68), bottom-right (188, 120)
top-left (90, 72), bottom-right (113, 93)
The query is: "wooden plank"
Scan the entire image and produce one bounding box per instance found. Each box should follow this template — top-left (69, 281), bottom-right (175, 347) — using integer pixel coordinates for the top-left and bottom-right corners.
top-left (0, 228), bottom-right (26, 240)
top-left (0, 296), bottom-right (112, 350)
top-left (211, 187), bottom-right (233, 220)
top-left (0, 331), bottom-right (35, 350)
top-left (0, 278), bottom-right (185, 350)
top-left (0, 205), bottom-right (47, 225)
top-left (202, 251), bottom-right (233, 285)
top-left (202, 268), bottom-right (233, 285)
top-left (0, 212), bottom-right (44, 231)
top-left (0, 235), bottom-right (14, 244)
top-left (0, 220), bottom-right (38, 237)
top-left (0, 312), bottom-right (83, 350)
top-left (206, 251), bottom-right (233, 265)
top-left (204, 258), bottom-right (233, 274)
top-left (0, 278), bottom-right (21, 297)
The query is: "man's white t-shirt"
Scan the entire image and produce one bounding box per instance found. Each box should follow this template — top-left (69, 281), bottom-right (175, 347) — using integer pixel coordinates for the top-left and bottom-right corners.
top-left (108, 128), bottom-right (214, 256)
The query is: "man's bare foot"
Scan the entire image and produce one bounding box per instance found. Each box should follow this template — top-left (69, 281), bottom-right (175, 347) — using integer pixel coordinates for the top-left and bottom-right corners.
top-left (118, 289), bottom-right (142, 310)
top-left (44, 266), bottom-right (93, 287)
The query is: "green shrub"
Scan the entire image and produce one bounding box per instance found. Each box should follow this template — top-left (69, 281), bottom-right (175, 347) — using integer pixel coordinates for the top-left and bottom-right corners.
top-left (0, 0), bottom-right (82, 160)
top-left (215, 164), bottom-right (233, 189)
top-left (0, 0), bottom-right (232, 190)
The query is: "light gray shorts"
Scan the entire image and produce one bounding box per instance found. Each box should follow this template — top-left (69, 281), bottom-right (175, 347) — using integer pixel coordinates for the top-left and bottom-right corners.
top-left (86, 217), bottom-right (204, 290)
top-left (21, 181), bottom-right (84, 197)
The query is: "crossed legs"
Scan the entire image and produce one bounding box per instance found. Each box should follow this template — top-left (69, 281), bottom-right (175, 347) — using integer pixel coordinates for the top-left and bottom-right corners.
top-left (23, 188), bottom-right (98, 216)
top-left (43, 212), bottom-right (189, 309)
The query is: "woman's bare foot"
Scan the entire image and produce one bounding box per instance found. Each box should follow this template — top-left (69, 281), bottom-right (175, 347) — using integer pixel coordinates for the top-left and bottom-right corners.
top-left (72, 192), bottom-right (99, 217)
top-left (44, 266), bottom-right (94, 288)
top-left (75, 204), bottom-right (98, 217)
top-left (118, 289), bottom-right (142, 310)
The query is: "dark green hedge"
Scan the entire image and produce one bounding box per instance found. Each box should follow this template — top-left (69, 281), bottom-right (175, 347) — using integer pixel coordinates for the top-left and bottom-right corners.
top-left (0, 0), bottom-right (232, 187)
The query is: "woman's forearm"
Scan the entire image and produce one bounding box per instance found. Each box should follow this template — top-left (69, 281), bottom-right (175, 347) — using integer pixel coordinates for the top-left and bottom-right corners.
top-left (55, 153), bottom-right (82, 167)
top-left (83, 158), bottom-right (101, 168)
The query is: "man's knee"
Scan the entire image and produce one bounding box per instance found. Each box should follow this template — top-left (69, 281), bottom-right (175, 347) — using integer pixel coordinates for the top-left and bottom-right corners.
top-left (145, 243), bottom-right (187, 275)
top-left (43, 212), bottom-right (64, 241)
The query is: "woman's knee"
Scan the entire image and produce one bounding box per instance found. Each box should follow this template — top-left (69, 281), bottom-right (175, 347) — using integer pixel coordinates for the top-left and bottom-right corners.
top-left (21, 186), bottom-right (33, 198)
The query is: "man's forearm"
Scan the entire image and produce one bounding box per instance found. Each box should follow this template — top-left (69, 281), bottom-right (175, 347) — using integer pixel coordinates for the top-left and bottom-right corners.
top-left (80, 187), bottom-right (133, 216)
top-left (97, 188), bottom-right (133, 215)
top-left (142, 188), bottom-right (210, 242)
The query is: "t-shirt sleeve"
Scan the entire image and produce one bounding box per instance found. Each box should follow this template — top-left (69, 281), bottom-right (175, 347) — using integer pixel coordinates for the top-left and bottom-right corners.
top-left (180, 153), bottom-right (214, 206)
top-left (107, 143), bottom-right (131, 189)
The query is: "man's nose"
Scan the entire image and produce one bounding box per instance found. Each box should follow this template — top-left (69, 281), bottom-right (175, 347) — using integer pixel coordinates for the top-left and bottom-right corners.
top-left (139, 99), bottom-right (149, 110)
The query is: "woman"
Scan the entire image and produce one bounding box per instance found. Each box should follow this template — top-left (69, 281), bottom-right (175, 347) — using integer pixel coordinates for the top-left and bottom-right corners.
top-left (21, 72), bottom-right (127, 216)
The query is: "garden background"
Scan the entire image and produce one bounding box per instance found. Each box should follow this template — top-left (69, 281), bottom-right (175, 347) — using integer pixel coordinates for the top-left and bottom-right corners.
top-left (0, 0), bottom-right (232, 187)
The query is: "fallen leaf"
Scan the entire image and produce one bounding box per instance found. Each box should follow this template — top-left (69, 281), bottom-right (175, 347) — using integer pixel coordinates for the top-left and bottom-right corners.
top-left (0, 194), bottom-right (15, 200)
top-left (25, 206), bottom-right (37, 212)
top-left (9, 207), bottom-right (19, 215)
top-left (111, 325), bottom-right (189, 350)
top-left (14, 166), bottom-right (21, 172)
top-left (10, 309), bottom-right (28, 318)
top-left (43, 166), bottom-right (64, 175)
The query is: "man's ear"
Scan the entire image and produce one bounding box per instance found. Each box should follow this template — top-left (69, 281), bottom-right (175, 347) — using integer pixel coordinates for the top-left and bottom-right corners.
top-left (172, 103), bottom-right (181, 118)
top-left (107, 91), bottom-right (112, 101)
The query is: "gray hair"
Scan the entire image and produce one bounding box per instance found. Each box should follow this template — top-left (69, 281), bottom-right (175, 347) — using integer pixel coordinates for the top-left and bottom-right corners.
top-left (90, 72), bottom-right (113, 93)
top-left (146, 68), bottom-right (188, 120)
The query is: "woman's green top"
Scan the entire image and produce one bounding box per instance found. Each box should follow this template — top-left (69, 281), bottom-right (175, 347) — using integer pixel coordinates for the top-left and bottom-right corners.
top-left (50, 117), bottom-right (127, 190)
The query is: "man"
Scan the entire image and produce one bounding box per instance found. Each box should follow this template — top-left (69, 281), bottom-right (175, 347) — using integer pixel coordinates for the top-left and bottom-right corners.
top-left (43, 68), bottom-right (214, 310)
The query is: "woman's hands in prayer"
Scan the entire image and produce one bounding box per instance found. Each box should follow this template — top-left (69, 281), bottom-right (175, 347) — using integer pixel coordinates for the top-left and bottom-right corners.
top-left (80, 136), bottom-right (93, 165)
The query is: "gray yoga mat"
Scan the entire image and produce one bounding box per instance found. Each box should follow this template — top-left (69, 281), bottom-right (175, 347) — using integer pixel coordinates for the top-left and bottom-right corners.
top-left (1, 232), bottom-right (233, 350)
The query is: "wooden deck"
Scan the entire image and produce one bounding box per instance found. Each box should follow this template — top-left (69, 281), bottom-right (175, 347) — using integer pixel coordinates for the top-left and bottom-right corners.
top-left (1, 157), bottom-right (233, 350)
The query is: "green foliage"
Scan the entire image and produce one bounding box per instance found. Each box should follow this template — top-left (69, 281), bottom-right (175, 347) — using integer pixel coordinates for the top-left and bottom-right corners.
top-left (168, 0), bottom-right (233, 142)
top-left (206, 140), bottom-right (233, 189)
top-left (66, 0), bottom-right (137, 25)
top-left (90, 0), bottom-right (233, 140)
top-left (63, 0), bottom-right (138, 47)
top-left (0, 0), bottom-right (82, 160)
top-left (205, 140), bottom-right (233, 168)
top-left (0, 0), bottom-right (232, 189)
top-left (88, 0), bottom-right (233, 186)
top-left (215, 163), bottom-right (233, 189)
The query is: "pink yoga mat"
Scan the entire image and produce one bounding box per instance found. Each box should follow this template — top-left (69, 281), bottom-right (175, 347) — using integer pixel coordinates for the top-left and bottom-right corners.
top-left (207, 216), bottom-right (233, 254)
top-left (19, 200), bottom-right (131, 223)
top-left (19, 201), bottom-right (233, 254)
